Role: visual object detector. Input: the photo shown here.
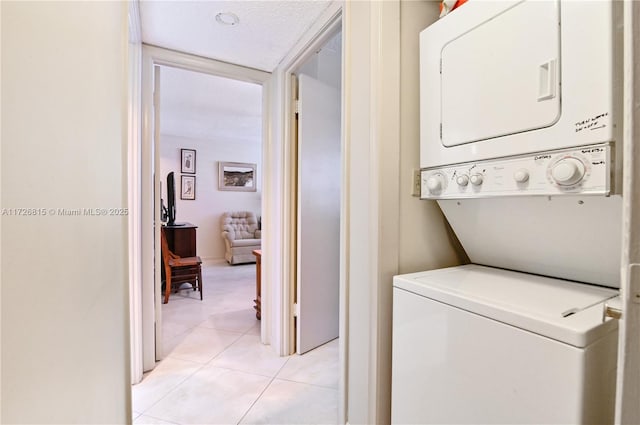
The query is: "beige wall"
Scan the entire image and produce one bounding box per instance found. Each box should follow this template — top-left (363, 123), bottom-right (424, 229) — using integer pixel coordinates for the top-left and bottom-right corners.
top-left (398, 2), bottom-right (468, 273)
top-left (1, 1), bottom-right (130, 422)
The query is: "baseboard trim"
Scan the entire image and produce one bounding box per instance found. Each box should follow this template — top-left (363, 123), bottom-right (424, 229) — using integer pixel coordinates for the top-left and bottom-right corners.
top-left (201, 257), bottom-right (226, 265)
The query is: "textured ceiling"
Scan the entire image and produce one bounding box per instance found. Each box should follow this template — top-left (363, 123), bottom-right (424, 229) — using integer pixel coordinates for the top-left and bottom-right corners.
top-left (160, 66), bottom-right (262, 142)
top-left (140, 0), bottom-right (332, 71)
top-left (146, 1), bottom-right (333, 144)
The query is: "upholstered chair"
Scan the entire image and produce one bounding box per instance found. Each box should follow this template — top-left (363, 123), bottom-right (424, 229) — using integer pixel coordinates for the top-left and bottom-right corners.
top-left (221, 211), bottom-right (261, 264)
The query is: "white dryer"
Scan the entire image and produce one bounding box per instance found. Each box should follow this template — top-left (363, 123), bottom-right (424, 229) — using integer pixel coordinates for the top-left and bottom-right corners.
top-left (419, 0), bottom-right (623, 181)
top-left (392, 265), bottom-right (619, 424)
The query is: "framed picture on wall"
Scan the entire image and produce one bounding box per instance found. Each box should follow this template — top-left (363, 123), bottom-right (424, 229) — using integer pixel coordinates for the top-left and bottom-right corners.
top-left (218, 162), bottom-right (257, 192)
top-left (181, 149), bottom-right (196, 174)
top-left (180, 175), bottom-right (196, 200)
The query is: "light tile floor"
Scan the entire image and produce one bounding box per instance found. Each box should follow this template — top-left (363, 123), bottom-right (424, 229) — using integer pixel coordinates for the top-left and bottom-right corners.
top-left (132, 262), bottom-right (339, 425)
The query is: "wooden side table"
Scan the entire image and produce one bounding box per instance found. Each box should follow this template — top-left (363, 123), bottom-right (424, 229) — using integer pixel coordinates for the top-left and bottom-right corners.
top-left (253, 249), bottom-right (261, 320)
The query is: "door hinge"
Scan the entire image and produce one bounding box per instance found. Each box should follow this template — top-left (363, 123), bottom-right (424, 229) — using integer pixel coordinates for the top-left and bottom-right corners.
top-left (295, 99), bottom-right (301, 115)
top-left (293, 302), bottom-right (299, 317)
top-left (440, 123), bottom-right (443, 139)
top-left (440, 58), bottom-right (442, 74)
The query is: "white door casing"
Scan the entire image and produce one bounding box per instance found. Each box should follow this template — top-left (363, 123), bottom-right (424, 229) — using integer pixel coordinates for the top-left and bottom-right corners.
top-left (615, 1), bottom-right (640, 423)
top-left (128, 0), bottom-right (144, 384)
top-left (153, 65), bottom-right (163, 361)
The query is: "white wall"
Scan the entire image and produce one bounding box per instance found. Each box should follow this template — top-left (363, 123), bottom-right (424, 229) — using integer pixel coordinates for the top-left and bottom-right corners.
top-left (1, 1), bottom-right (130, 423)
top-left (159, 133), bottom-right (262, 261)
top-left (298, 31), bottom-right (342, 90)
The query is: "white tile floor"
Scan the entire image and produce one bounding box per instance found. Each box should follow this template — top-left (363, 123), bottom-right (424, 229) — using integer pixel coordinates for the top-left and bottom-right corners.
top-left (132, 262), bottom-right (339, 425)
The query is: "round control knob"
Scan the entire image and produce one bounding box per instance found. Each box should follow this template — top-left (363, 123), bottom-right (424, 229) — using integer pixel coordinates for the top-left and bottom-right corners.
top-left (469, 174), bottom-right (483, 186)
top-left (426, 175), bottom-right (445, 193)
top-left (550, 158), bottom-right (586, 186)
top-left (514, 169), bottom-right (530, 183)
top-left (456, 174), bottom-right (469, 186)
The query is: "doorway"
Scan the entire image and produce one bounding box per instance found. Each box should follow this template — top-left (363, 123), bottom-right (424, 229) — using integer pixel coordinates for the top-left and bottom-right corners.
top-left (135, 46), bottom-right (271, 374)
top-left (133, 40), bottom-right (341, 423)
top-left (156, 65), bottom-right (264, 356)
top-left (293, 29), bottom-right (343, 354)
top-left (134, 9), bottom-right (348, 418)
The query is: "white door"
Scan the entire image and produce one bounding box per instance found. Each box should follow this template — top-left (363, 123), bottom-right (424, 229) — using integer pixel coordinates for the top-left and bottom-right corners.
top-left (296, 74), bottom-right (341, 354)
top-left (441, 0), bottom-right (560, 147)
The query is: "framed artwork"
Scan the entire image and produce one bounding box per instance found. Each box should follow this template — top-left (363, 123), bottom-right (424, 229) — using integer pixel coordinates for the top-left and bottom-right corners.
top-left (218, 162), bottom-right (257, 192)
top-left (180, 175), bottom-right (196, 200)
top-left (181, 149), bottom-right (196, 174)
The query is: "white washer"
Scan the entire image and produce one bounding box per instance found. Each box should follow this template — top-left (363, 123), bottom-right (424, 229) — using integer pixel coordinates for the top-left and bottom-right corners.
top-left (391, 265), bottom-right (619, 424)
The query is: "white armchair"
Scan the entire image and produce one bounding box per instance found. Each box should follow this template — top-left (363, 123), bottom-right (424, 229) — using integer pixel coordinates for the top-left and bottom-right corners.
top-left (221, 211), bottom-right (261, 265)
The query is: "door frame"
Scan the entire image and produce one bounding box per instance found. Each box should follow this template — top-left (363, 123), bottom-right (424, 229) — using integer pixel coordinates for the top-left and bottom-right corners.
top-left (136, 45), bottom-right (270, 370)
top-left (127, 0), bottom-right (143, 384)
top-left (275, 2), bottom-right (344, 420)
top-left (616, 1), bottom-right (640, 422)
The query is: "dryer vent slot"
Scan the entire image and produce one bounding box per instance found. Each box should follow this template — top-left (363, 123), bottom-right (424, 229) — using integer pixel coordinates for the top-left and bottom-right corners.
top-left (562, 308), bottom-right (580, 318)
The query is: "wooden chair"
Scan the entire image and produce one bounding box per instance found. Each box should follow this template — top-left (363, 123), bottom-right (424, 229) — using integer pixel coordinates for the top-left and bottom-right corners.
top-left (161, 227), bottom-right (203, 304)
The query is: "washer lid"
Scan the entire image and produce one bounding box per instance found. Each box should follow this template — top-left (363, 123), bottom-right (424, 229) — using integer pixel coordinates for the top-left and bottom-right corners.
top-left (393, 264), bottom-right (618, 348)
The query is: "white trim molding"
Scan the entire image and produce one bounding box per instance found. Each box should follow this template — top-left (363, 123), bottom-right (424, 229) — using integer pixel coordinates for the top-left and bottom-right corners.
top-left (616, 1), bottom-right (640, 423)
top-left (127, 0), bottom-right (144, 382)
top-left (343, 1), bottom-right (401, 423)
top-left (128, 0), bottom-right (142, 44)
top-left (143, 45), bottom-right (268, 85)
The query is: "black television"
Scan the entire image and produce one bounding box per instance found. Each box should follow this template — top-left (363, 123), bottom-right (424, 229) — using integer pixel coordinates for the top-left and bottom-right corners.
top-left (166, 172), bottom-right (176, 225)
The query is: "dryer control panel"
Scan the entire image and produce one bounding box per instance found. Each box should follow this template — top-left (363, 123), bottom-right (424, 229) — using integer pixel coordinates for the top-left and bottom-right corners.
top-left (421, 143), bottom-right (612, 199)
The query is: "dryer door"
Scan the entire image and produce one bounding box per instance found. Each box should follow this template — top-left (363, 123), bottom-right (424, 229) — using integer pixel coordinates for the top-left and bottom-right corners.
top-left (441, 0), bottom-right (561, 147)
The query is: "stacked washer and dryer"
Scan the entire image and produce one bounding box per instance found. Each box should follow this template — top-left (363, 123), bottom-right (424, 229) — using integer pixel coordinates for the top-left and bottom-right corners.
top-left (391, 1), bottom-right (624, 424)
